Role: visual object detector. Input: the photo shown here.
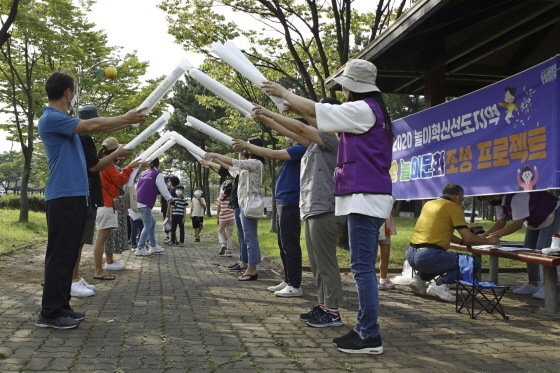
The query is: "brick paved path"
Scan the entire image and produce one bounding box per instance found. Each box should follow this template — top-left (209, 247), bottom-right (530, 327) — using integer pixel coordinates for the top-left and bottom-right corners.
top-left (1, 224), bottom-right (559, 372)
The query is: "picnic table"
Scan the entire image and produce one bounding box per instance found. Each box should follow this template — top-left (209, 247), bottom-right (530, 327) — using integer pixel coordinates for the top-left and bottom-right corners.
top-left (451, 242), bottom-right (560, 314)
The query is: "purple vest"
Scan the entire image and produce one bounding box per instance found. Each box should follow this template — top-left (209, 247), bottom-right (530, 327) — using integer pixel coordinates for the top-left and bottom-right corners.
top-left (137, 168), bottom-right (160, 208)
top-left (333, 98), bottom-right (393, 196)
top-left (503, 192), bottom-right (558, 227)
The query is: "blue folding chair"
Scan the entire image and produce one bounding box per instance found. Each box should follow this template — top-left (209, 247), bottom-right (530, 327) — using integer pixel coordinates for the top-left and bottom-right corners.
top-left (456, 254), bottom-right (509, 320)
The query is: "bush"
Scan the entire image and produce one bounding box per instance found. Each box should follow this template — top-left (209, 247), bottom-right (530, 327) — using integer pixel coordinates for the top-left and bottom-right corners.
top-left (0, 194), bottom-right (46, 213)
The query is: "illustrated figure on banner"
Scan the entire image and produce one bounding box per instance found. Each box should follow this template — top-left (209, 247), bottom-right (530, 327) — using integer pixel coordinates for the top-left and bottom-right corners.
top-left (499, 86), bottom-right (518, 124)
top-left (517, 165), bottom-right (539, 191)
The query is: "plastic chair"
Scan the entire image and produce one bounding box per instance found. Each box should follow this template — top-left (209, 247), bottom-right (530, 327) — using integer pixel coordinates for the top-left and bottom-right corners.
top-left (456, 254), bottom-right (509, 320)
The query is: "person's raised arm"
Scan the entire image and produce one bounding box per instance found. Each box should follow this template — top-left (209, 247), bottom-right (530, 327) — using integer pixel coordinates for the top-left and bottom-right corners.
top-left (73, 108), bottom-right (148, 135)
top-left (261, 81), bottom-right (317, 120)
top-left (252, 105), bottom-right (315, 147)
top-left (89, 146), bottom-right (134, 173)
top-left (199, 159), bottom-right (221, 170)
top-left (204, 152), bottom-right (234, 167)
top-left (232, 139), bottom-right (292, 160)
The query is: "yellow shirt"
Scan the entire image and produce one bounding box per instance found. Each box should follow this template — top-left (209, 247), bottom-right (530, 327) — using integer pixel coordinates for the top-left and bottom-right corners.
top-left (410, 198), bottom-right (468, 249)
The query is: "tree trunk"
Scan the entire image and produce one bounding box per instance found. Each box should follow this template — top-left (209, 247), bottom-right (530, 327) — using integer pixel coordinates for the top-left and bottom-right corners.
top-left (18, 154), bottom-right (31, 222)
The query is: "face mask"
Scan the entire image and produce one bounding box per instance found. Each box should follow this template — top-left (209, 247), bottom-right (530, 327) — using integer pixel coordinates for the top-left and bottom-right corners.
top-left (194, 190), bottom-right (202, 198)
top-left (176, 190), bottom-right (183, 196)
top-left (488, 198), bottom-right (502, 206)
top-left (68, 94), bottom-right (78, 113)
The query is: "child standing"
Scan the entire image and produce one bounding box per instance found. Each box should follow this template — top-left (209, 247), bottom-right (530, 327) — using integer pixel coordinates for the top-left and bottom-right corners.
top-left (216, 181), bottom-right (235, 257)
top-left (191, 187), bottom-right (206, 242)
top-left (169, 185), bottom-right (188, 246)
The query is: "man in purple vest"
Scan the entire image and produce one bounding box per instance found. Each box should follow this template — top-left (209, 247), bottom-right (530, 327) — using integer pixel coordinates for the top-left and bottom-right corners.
top-left (135, 158), bottom-right (175, 256)
top-left (480, 191), bottom-right (560, 299)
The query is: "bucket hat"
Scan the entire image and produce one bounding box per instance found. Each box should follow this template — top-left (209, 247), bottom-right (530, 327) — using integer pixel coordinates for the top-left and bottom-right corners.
top-left (78, 105), bottom-right (101, 120)
top-left (333, 59), bottom-right (380, 93)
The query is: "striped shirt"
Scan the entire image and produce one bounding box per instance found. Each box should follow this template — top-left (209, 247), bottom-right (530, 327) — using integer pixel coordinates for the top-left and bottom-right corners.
top-left (171, 198), bottom-right (188, 216)
top-left (216, 195), bottom-right (234, 222)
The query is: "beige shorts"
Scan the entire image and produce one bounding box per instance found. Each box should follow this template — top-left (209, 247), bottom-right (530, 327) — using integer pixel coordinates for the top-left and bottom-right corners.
top-left (96, 206), bottom-right (118, 230)
top-left (379, 234), bottom-right (392, 245)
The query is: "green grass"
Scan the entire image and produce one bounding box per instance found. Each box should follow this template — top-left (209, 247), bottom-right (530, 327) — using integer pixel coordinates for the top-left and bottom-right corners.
top-left (0, 209), bottom-right (47, 254)
top-left (203, 215), bottom-right (528, 268)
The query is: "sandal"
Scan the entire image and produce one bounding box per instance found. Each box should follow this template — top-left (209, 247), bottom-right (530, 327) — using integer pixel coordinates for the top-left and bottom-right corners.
top-left (238, 273), bottom-right (258, 281)
top-left (93, 274), bottom-right (116, 280)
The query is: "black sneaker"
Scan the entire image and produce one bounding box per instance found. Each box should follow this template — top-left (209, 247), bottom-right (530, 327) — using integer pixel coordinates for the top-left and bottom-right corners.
top-left (333, 329), bottom-right (358, 345)
top-left (336, 332), bottom-right (383, 354)
top-left (299, 305), bottom-right (323, 322)
top-left (63, 309), bottom-right (85, 321)
top-left (36, 313), bottom-right (79, 329)
top-left (307, 310), bottom-right (343, 328)
top-left (227, 263), bottom-right (240, 269)
top-left (194, 238), bottom-right (200, 242)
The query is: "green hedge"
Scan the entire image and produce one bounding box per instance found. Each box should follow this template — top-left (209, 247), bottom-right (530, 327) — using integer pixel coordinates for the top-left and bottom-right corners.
top-left (0, 194), bottom-right (46, 212)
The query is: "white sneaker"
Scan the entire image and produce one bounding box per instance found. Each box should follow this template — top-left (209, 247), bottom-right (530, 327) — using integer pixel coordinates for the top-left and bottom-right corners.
top-left (148, 245), bottom-right (165, 254)
top-left (268, 281), bottom-right (288, 292)
top-left (275, 285), bottom-right (303, 297)
top-left (104, 261), bottom-right (125, 271)
top-left (532, 287), bottom-right (545, 300)
top-left (78, 277), bottom-right (96, 291)
top-left (513, 281), bottom-right (539, 295)
top-left (135, 248), bottom-right (152, 256)
top-left (427, 283), bottom-right (455, 302)
top-left (409, 276), bottom-right (426, 295)
top-left (71, 281), bottom-right (95, 297)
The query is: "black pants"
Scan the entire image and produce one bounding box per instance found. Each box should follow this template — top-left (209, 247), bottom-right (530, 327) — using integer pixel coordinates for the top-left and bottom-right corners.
top-left (277, 203), bottom-right (303, 288)
top-left (171, 215), bottom-right (185, 243)
top-left (42, 196), bottom-right (87, 319)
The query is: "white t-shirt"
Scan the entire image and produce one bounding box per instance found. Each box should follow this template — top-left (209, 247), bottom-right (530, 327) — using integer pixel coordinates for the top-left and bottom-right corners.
top-left (191, 197), bottom-right (206, 217)
top-left (316, 101), bottom-right (393, 219)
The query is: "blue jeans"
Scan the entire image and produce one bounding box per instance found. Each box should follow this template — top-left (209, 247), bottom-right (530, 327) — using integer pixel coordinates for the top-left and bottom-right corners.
top-left (277, 203), bottom-right (302, 288)
top-left (524, 207), bottom-right (560, 282)
top-left (234, 207), bottom-right (248, 264)
top-left (348, 213), bottom-right (384, 339)
top-left (129, 217), bottom-right (144, 246)
top-left (137, 206), bottom-right (156, 249)
top-left (239, 207), bottom-right (261, 266)
top-left (406, 246), bottom-right (470, 283)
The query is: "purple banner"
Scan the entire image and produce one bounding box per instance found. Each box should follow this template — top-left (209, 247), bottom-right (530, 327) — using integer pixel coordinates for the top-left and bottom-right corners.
top-left (391, 56), bottom-right (559, 200)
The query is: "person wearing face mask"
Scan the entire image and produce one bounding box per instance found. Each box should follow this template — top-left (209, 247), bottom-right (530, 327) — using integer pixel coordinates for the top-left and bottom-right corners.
top-left (190, 187), bottom-right (206, 242)
top-left (406, 184), bottom-right (500, 302)
top-left (36, 72), bottom-right (147, 329)
top-left (163, 176), bottom-right (180, 244)
top-left (167, 185), bottom-right (188, 247)
top-left (479, 191), bottom-right (560, 299)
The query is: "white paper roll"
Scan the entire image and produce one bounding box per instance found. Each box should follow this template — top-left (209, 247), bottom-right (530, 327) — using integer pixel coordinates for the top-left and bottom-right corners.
top-left (145, 138), bottom-right (176, 162)
top-left (211, 41), bottom-right (285, 111)
top-left (186, 116), bottom-right (233, 146)
top-left (124, 112), bottom-right (171, 150)
top-left (188, 149), bottom-right (203, 161)
top-left (132, 58), bottom-right (193, 127)
top-left (126, 131), bottom-right (177, 186)
top-left (173, 133), bottom-right (206, 159)
top-left (188, 68), bottom-right (253, 117)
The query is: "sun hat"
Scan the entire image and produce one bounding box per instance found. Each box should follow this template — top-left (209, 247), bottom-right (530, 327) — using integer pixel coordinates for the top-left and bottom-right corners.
top-left (102, 137), bottom-right (120, 151)
top-left (77, 105), bottom-right (101, 120)
top-left (333, 59), bottom-right (380, 93)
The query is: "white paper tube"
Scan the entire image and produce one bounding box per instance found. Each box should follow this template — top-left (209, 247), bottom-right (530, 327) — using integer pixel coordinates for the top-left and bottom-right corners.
top-left (126, 131), bottom-right (177, 186)
top-left (211, 41), bottom-right (285, 111)
top-left (124, 112), bottom-right (171, 150)
top-left (173, 133), bottom-right (206, 159)
top-left (132, 58), bottom-right (193, 127)
top-left (188, 68), bottom-right (253, 116)
top-left (145, 138), bottom-right (176, 162)
top-left (188, 149), bottom-right (203, 161)
top-left (186, 116), bottom-right (233, 146)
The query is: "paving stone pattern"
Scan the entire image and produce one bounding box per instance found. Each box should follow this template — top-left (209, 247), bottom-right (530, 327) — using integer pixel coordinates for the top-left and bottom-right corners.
top-left (1, 224), bottom-right (560, 372)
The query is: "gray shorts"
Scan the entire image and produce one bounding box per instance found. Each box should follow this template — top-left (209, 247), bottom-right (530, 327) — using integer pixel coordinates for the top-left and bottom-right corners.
top-left (81, 207), bottom-right (97, 245)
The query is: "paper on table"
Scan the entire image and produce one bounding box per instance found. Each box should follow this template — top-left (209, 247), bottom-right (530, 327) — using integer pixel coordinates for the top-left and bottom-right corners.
top-left (186, 116), bottom-right (233, 146)
top-left (496, 247), bottom-right (535, 252)
top-left (124, 112), bottom-right (170, 150)
top-left (213, 41), bottom-right (285, 111)
top-left (145, 138), bottom-right (176, 162)
top-left (132, 58), bottom-right (193, 127)
top-left (188, 68), bottom-right (253, 117)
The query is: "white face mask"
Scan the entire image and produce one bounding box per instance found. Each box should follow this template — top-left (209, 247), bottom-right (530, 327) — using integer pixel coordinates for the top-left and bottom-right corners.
top-left (194, 190), bottom-right (202, 198)
top-left (176, 190), bottom-right (183, 196)
top-left (68, 93), bottom-right (78, 113)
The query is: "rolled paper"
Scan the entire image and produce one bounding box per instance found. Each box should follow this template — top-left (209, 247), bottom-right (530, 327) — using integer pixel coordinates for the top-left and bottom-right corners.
top-left (211, 41), bottom-right (285, 111)
top-left (132, 58), bottom-right (193, 127)
top-left (186, 116), bottom-right (233, 146)
top-left (188, 149), bottom-right (203, 161)
top-left (145, 138), bottom-right (176, 162)
top-left (173, 133), bottom-right (206, 159)
top-left (188, 68), bottom-right (253, 117)
top-left (124, 112), bottom-right (171, 150)
top-left (125, 131), bottom-right (177, 186)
